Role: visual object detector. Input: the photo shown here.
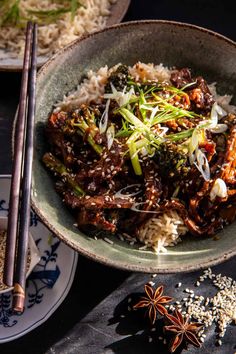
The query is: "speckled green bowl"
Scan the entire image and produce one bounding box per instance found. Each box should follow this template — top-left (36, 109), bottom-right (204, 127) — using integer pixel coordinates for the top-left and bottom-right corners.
top-left (32, 20), bottom-right (236, 273)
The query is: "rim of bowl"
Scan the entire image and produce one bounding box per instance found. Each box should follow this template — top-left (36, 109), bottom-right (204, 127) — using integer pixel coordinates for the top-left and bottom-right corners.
top-left (32, 20), bottom-right (236, 273)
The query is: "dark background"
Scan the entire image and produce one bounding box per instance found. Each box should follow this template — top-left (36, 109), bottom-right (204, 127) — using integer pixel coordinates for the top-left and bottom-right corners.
top-left (0, 1), bottom-right (235, 353)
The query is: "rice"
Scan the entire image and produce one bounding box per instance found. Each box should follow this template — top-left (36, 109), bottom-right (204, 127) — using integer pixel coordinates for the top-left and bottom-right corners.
top-left (0, 0), bottom-right (117, 57)
top-left (54, 65), bottom-right (109, 112)
top-left (209, 83), bottom-right (236, 113)
top-left (129, 61), bottom-right (171, 83)
top-left (137, 210), bottom-right (188, 254)
top-left (52, 62), bottom-right (236, 253)
top-left (54, 62), bottom-right (172, 112)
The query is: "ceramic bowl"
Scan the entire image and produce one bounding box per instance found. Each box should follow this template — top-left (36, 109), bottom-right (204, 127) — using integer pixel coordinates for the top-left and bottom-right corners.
top-left (0, 216), bottom-right (41, 293)
top-left (0, 0), bottom-right (131, 71)
top-left (32, 20), bottom-right (236, 273)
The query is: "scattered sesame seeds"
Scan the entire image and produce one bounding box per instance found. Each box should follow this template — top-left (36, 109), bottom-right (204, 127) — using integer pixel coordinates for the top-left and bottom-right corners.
top-left (103, 237), bottom-right (114, 245)
top-left (176, 268), bottom-right (236, 346)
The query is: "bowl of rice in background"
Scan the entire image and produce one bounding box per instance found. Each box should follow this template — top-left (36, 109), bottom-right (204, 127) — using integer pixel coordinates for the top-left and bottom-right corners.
top-left (0, 0), bottom-right (130, 71)
top-left (0, 216), bottom-right (41, 293)
top-left (32, 20), bottom-right (236, 273)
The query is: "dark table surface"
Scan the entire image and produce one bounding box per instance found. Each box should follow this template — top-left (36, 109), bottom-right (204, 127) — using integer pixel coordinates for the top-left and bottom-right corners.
top-left (0, 1), bottom-right (235, 353)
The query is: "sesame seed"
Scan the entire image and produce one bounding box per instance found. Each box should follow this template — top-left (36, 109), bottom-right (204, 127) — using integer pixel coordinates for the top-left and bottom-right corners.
top-left (104, 237), bottom-right (113, 245)
top-left (149, 281), bottom-right (155, 287)
top-left (177, 268), bottom-right (236, 344)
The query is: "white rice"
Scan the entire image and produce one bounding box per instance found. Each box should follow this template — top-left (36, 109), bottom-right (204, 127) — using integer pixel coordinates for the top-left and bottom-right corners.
top-left (209, 83), bottom-right (236, 113)
top-left (53, 62), bottom-right (236, 253)
top-left (54, 62), bottom-right (172, 112)
top-left (0, 0), bottom-right (117, 57)
top-left (137, 210), bottom-right (188, 254)
top-left (129, 61), bottom-right (172, 83)
top-left (54, 65), bottom-right (109, 112)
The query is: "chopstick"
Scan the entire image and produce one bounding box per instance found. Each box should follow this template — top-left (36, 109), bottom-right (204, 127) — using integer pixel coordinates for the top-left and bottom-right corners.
top-left (13, 23), bottom-right (38, 313)
top-left (3, 22), bottom-right (37, 313)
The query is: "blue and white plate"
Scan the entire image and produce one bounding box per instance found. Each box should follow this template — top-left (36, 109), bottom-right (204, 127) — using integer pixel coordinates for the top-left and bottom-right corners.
top-left (0, 175), bottom-right (78, 343)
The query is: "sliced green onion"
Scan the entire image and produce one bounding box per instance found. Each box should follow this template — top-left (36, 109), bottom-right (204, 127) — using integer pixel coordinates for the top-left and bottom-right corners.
top-left (167, 128), bottom-right (194, 142)
top-left (194, 148), bottom-right (210, 181)
top-left (114, 184), bottom-right (142, 198)
top-left (129, 142), bottom-right (142, 175)
top-left (106, 124), bottom-right (115, 150)
top-left (210, 124), bottom-right (228, 134)
top-left (135, 137), bottom-right (150, 150)
top-left (189, 128), bottom-right (200, 154)
top-left (99, 99), bottom-right (110, 133)
top-left (210, 178), bottom-right (227, 201)
top-left (180, 81), bottom-right (197, 91)
top-left (127, 132), bottom-right (142, 175)
top-left (119, 108), bottom-right (148, 132)
top-left (104, 84), bottom-right (134, 108)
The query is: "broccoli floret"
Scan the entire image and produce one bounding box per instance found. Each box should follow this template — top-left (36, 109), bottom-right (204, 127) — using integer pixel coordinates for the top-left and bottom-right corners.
top-left (154, 142), bottom-right (190, 180)
top-left (105, 64), bottom-right (129, 92)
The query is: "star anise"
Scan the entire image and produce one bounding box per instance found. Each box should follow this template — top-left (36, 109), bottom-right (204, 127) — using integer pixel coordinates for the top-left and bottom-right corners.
top-left (164, 309), bottom-right (203, 353)
top-left (133, 284), bottom-right (173, 324)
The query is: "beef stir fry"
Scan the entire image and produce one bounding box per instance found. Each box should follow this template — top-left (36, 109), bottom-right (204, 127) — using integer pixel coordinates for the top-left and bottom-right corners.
top-left (43, 64), bottom-right (236, 249)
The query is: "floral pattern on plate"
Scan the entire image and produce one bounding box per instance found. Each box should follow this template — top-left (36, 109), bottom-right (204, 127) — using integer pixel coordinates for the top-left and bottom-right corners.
top-left (0, 175), bottom-right (78, 343)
